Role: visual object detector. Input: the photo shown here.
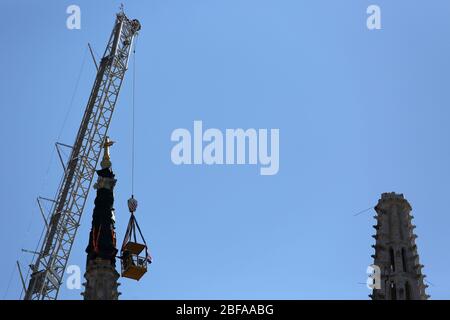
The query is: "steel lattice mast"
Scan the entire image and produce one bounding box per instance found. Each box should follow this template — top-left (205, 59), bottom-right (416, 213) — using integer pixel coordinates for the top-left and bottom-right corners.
top-left (24, 11), bottom-right (141, 300)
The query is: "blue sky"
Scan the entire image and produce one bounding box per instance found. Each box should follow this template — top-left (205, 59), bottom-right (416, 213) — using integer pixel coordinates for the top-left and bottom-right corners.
top-left (1, 0), bottom-right (450, 299)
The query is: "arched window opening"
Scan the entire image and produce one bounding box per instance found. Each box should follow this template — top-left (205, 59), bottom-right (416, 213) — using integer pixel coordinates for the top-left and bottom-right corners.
top-left (401, 248), bottom-right (407, 272)
top-left (389, 247), bottom-right (395, 272)
top-left (405, 282), bottom-right (411, 300)
top-left (390, 282), bottom-right (397, 300)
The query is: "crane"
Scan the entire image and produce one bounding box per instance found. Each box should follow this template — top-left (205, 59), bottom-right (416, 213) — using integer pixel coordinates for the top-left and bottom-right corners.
top-left (23, 10), bottom-right (141, 300)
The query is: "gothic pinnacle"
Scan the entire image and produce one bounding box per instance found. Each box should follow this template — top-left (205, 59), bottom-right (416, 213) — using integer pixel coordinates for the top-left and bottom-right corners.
top-left (371, 192), bottom-right (428, 300)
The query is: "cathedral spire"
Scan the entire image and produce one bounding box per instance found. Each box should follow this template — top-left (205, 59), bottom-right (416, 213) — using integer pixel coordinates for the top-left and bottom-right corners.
top-left (370, 192), bottom-right (429, 300)
top-left (82, 136), bottom-right (120, 300)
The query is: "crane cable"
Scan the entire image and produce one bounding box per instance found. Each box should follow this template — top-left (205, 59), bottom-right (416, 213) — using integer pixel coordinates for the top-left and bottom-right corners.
top-left (131, 36), bottom-right (137, 197)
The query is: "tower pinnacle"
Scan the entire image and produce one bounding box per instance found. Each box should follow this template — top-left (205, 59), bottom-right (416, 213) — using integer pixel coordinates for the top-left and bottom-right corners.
top-left (370, 192), bottom-right (429, 300)
top-left (82, 137), bottom-right (120, 300)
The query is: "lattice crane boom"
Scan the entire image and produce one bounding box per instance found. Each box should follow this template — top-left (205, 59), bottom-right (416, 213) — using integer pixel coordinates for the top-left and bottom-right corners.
top-left (24, 11), bottom-right (141, 300)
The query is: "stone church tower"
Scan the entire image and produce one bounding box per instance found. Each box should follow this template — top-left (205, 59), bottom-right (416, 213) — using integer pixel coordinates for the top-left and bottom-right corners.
top-left (370, 192), bottom-right (429, 300)
top-left (82, 137), bottom-right (120, 300)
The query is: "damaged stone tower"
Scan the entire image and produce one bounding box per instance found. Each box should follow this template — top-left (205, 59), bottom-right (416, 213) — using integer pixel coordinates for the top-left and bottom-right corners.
top-left (370, 192), bottom-right (429, 300)
top-left (82, 137), bottom-right (120, 300)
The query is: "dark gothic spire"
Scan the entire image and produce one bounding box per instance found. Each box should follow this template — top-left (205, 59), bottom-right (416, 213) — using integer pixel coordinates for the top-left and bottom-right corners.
top-left (82, 137), bottom-right (120, 300)
top-left (370, 192), bottom-right (429, 300)
top-left (85, 137), bottom-right (118, 264)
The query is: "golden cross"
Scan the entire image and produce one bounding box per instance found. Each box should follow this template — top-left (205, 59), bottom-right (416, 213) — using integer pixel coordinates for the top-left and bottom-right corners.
top-left (101, 136), bottom-right (115, 169)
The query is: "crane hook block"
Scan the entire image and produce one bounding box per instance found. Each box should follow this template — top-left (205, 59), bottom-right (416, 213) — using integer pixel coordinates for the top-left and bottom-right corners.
top-left (128, 197), bottom-right (138, 213)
